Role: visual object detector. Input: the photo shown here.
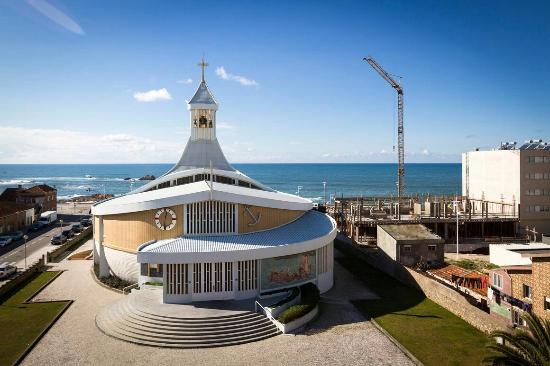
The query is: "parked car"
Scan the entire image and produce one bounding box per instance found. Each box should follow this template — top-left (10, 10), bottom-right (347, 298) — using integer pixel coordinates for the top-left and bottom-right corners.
top-left (0, 236), bottom-right (13, 247)
top-left (0, 262), bottom-right (17, 279)
top-left (62, 228), bottom-right (74, 239)
top-left (71, 223), bottom-right (83, 233)
top-left (80, 218), bottom-right (92, 227)
top-left (9, 231), bottom-right (24, 241)
top-left (51, 234), bottom-right (67, 245)
top-left (30, 221), bottom-right (45, 232)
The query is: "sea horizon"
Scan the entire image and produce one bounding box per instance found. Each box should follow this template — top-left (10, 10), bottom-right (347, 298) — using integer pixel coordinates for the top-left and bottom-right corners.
top-left (0, 163), bottom-right (462, 201)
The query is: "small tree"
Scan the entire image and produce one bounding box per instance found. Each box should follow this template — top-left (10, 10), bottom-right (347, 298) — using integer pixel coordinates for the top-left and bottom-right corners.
top-left (484, 312), bottom-right (550, 366)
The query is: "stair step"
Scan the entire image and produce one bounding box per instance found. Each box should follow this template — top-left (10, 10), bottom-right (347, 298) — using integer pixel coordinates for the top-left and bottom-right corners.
top-left (110, 321), bottom-right (279, 343)
top-left (126, 301), bottom-right (260, 325)
top-left (96, 297), bottom-right (281, 348)
top-left (114, 317), bottom-right (276, 338)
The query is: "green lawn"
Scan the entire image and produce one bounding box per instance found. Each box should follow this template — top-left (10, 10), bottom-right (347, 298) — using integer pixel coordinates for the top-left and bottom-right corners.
top-left (0, 271), bottom-right (70, 366)
top-left (337, 253), bottom-right (490, 366)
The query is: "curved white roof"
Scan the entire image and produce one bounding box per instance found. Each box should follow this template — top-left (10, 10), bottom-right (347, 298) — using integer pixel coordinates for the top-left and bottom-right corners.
top-left (137, 210), bottom-right (336, 263)
top-left (166, 138), bottom-right (234, 174)
top-left (92, 181), bottom-right (312, 216)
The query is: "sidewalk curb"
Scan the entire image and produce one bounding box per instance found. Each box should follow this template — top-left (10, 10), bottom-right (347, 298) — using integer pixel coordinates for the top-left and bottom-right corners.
top-left (369, 317), bottom-right (424, 366)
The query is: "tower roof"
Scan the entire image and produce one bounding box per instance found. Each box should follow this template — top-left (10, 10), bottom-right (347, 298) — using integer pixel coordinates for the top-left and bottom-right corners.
top-left (188, 81), bottom-right (218, 106)
top-left (165, 138), bottom-right (235, 174)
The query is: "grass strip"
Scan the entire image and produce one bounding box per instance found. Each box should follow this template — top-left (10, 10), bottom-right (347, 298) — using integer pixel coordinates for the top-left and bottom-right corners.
top-left (0, 271), bottom-right (69, 366)
top-left (337, 252), bottom-right (490, 366)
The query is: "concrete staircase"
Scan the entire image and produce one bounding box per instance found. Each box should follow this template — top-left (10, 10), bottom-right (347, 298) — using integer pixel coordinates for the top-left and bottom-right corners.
top-left (96, 297), bottom-right (280, 348)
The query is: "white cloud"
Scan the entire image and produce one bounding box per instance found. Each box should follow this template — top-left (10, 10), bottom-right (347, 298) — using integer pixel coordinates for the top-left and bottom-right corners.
top-left (215, 66), bottom-right (258, 87)
top-left (177, 78), bottom-right (193, 85)
top-left (27, 0), bottom-right (85, 35)
top-left (0, 126), bottom-right (181, 163)
top-left (133, 88), bottom-right (172, 102)
top-left (421, 148), bottom-right (430, 155)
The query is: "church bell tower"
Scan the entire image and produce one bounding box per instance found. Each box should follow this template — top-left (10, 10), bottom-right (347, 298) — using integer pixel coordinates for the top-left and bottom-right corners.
top-left (188, 58), bottom-right (219, 141)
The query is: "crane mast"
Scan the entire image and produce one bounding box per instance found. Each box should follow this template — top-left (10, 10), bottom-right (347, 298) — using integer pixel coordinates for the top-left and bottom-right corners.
top-left (363, 56), bottom-right (404, 220)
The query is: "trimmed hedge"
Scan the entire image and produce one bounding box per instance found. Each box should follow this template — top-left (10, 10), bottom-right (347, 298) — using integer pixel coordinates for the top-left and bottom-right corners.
top-left (277, 304), bottom-right (314, 324)
top-left (276, 283), bottom-right (320, 324)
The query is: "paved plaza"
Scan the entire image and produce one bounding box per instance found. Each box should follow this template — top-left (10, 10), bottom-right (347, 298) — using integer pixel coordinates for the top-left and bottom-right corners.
top-left (22, 243), bottom-right (413, 366)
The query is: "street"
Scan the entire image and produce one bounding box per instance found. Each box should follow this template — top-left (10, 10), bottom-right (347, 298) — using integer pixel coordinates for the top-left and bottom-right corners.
top-left (0, 214), bottom-right (88, 284)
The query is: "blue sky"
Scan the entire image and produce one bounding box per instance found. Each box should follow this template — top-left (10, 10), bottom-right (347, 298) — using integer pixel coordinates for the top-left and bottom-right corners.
top-left (0, 0), bottom-right (549, 163)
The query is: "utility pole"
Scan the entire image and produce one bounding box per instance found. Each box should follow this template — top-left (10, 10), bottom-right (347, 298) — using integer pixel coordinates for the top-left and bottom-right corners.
top-left (453, 198), bottom-right (460, 259)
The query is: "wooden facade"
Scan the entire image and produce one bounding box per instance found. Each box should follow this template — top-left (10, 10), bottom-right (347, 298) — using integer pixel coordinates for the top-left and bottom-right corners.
top-left (100, 205), bottom-right (184, 253)
top-left (95, 202), bottom-right (305, 253)
top-left (237, 204), bottom-right (304, 233)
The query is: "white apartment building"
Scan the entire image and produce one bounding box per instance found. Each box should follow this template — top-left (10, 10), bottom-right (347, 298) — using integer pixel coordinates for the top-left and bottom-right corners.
top-left (463, 140), bottom-right (550, 235)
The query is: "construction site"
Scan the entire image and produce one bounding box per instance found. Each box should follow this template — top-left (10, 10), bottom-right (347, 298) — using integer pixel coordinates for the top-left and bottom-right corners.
top-left (327, 57), bottom-right (527, 253)
top-left (328, 195), bottom-right (522, 252)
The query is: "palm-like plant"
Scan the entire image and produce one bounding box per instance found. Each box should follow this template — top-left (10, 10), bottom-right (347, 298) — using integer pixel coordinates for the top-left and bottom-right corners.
top-left (484, 312), bottom-right (550, 365)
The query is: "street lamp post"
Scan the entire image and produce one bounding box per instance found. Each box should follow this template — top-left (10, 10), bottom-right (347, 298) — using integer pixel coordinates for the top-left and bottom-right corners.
top-left (59, 219), bottom-right (64, 236)
top-left (322, 181), bottom-right (327, 205)
top-left (453, 199), bottom-right (460, 260)
top-left (23, 234), bottom-right (28, 269)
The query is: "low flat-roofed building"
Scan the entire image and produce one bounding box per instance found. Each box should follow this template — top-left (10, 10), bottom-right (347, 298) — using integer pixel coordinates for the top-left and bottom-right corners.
top-left (489, 242), bottom-right (550, 266)
top-left (377, 224), bottom-right (445, 267)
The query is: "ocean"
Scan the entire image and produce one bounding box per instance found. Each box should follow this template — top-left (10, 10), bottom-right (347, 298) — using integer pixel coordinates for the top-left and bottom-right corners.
top-left (0, 163), bottom-right (461, 202)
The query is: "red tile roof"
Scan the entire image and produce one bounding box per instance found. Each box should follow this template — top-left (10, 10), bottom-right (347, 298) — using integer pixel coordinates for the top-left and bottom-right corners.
top-left (428, 264), bottom-right (488, 296)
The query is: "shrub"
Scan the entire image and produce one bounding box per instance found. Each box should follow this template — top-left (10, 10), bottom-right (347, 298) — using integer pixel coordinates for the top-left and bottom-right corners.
top-left (277, 304), bottom-right (314, 324)
top-left (276, 282), bottom-right (320, 324)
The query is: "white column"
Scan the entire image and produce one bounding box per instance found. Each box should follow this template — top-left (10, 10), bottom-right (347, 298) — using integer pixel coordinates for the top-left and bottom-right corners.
top-left (97, 216), bottom-right (110, 278)
top-left (93, 216), bottom-right (100, 265)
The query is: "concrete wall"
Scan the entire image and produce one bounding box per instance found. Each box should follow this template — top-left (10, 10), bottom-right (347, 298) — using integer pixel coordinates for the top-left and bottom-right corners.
top-left (376, 226), bottom-right (397, 260)
top-left (398, 242), bottom-right (444, 267)
top-left (463, 150), bottom-right (521, 204)
top-left (103, 246), bottom-right (139, 283)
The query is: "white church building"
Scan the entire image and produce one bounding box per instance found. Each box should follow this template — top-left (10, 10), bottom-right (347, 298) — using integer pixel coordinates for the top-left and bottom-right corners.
top-left (91, 61), bottom-right (336, 304)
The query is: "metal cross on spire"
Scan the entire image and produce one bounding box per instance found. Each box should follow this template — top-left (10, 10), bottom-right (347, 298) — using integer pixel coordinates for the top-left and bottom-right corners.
top-left (198, 57), bottom-right (209, 82)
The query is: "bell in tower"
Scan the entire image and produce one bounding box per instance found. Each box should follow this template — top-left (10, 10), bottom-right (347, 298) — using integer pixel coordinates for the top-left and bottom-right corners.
top-left (188, 58), bottom-right (219, 141)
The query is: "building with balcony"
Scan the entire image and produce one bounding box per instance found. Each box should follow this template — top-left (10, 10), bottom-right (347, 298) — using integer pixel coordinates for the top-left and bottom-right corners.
top-left (463, 140), bottom-right (550, 237)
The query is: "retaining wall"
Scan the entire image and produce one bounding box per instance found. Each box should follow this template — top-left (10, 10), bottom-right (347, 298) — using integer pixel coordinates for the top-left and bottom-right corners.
top-left (335, 234), bottom-right (506, 333)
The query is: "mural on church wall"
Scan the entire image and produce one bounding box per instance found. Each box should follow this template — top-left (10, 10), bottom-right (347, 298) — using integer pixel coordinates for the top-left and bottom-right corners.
top-left (260, 251), bottom-right (316, 291)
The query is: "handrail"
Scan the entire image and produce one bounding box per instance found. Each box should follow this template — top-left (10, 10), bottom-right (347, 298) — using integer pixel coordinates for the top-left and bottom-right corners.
top-left (122, 283), bottom-right (139, 295)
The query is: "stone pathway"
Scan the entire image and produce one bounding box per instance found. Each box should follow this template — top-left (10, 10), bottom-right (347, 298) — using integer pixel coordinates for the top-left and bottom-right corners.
top-left (22, 243), bottom-right (414, 366)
